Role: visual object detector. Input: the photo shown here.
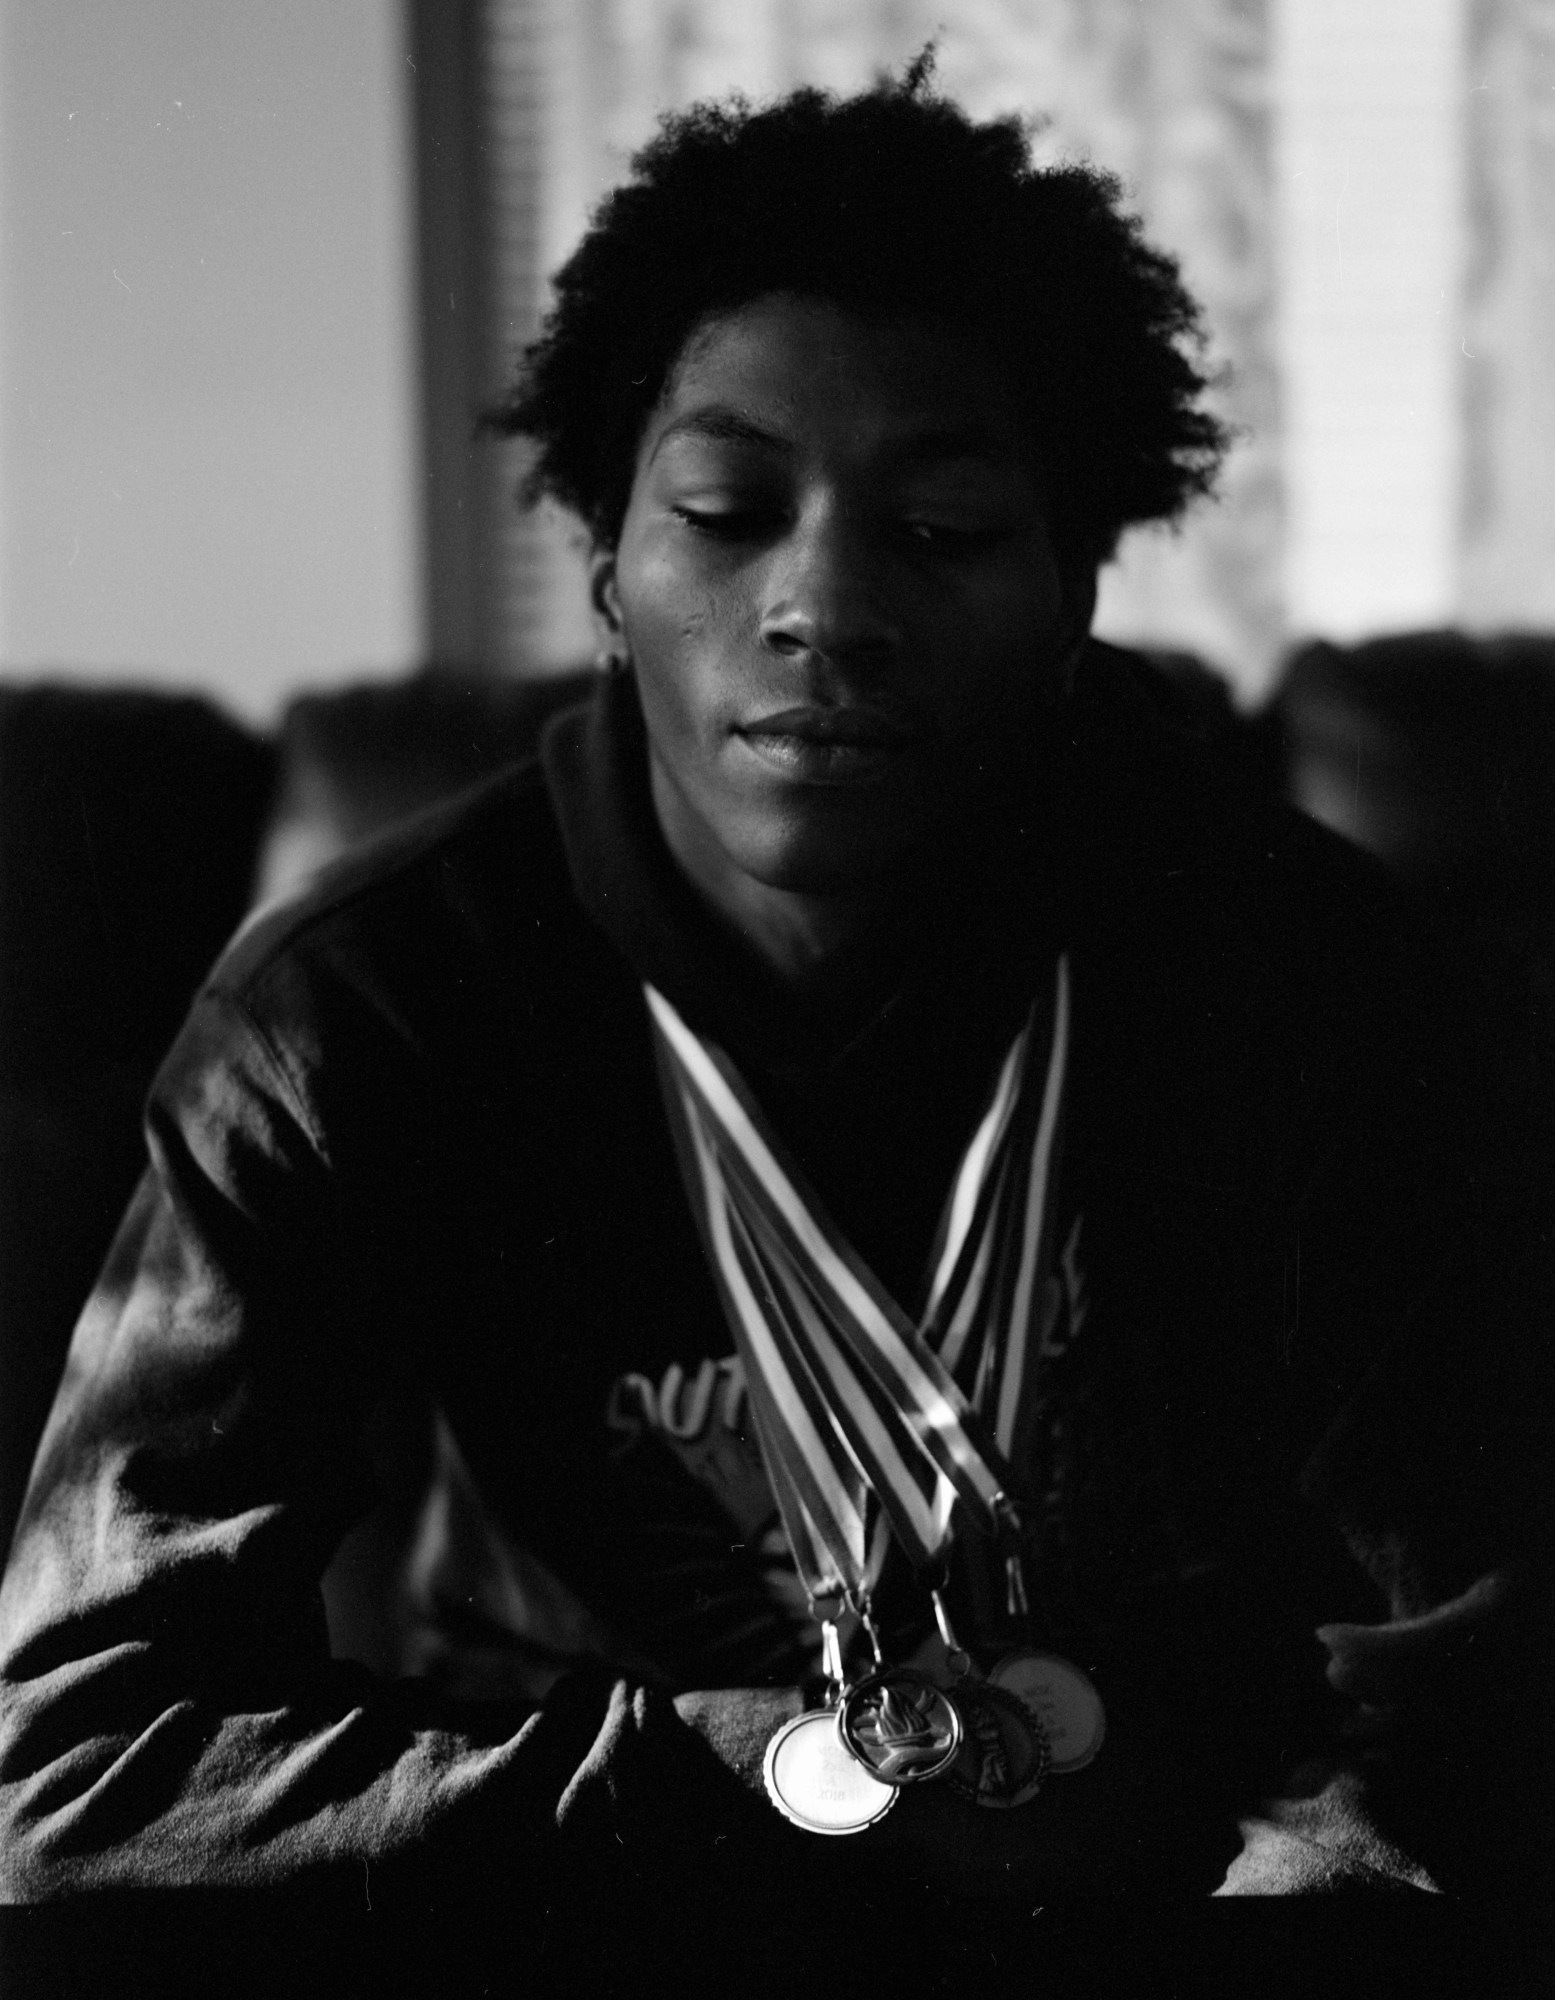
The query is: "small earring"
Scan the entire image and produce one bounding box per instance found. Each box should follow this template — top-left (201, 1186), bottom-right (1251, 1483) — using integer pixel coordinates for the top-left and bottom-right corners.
top-left (594, 646), bottom-right (629, 677)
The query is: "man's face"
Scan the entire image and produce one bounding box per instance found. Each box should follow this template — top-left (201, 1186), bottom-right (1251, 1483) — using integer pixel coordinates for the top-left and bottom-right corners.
top-left (601, 293), bottom-right (1088, 896)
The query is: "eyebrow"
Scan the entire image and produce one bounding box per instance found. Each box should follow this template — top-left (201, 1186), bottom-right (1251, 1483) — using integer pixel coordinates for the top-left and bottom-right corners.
top-left (652, 407), bottom-right (1016, 468)
top-left (652, 408), bottom-right (790, 457)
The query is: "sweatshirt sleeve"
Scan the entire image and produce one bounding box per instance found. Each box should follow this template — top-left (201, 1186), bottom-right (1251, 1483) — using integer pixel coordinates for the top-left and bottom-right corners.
top-left (0, 987), bottom-right (790, 1928)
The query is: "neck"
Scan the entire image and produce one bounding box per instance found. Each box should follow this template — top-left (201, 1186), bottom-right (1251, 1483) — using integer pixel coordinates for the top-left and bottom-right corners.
top-left (648, 754), bottom-right (1017, 1029)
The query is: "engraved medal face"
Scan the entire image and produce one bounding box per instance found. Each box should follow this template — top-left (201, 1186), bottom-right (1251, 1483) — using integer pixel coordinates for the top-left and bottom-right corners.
top-left (945, 1680), bottom-right (1050, 1809)
top-left (989, 1651), bottom-right (1106, 1774)
top-left (763, 1710), bottom-right (898, 1835)
top-left (837, 1669), bottom-right (963, 1785)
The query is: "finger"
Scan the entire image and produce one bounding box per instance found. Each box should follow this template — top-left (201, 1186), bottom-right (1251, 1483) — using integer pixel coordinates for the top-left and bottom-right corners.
top-left (1315, 1564), bottom-right (1528, 1702)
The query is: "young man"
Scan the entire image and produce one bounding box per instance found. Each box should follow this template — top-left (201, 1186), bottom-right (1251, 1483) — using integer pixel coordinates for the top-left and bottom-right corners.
top-left (1, 66), bottom-right (1546, 1993)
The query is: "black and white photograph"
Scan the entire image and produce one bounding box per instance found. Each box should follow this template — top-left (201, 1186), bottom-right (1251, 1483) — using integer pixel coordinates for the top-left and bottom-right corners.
top-left (0, 3), bottom-right (1551, 1993)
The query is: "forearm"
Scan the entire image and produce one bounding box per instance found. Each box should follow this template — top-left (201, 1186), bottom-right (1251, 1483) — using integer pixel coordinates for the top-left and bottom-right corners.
top-left (0, 1003), bottom-right (628, 1901)
top-left (0, 1644), bottom-right (601, 1897)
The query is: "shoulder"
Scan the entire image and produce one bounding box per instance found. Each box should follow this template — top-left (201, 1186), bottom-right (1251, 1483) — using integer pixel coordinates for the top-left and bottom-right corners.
top-left (1081, 639), bottom-right (1414, 915)
top-left (210, 756), bottom-right (579, 1018)
top-left (1069, 641), bottom-right (1441, 1080)
top-left (143, 749), bottom-right (632, 1201)
top-left (145, 754), bottom-right (614, 1160)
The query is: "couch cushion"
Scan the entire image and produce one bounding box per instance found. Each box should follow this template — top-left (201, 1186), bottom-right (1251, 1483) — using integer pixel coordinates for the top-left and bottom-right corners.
top-left (0, 684), bottom-right (275, 1553)
top-left (256, 666), bottom-right (597, 903)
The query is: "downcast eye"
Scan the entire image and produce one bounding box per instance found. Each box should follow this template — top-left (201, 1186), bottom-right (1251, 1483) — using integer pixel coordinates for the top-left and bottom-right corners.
top-left (902, 519), bottom-right (999, 550)
top-left (673, 506), bottom-right (778, 540)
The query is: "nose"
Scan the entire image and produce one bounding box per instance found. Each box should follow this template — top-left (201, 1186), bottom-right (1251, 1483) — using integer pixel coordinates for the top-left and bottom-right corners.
top-left (757, 503), bottom-right (900, 669)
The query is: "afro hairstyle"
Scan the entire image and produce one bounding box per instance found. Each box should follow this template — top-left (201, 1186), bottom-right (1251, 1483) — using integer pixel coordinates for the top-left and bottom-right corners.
top-left (490, 60), bottom-right (1230, 567)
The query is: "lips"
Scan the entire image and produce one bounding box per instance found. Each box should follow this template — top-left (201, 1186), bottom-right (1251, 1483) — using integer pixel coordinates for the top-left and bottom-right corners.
top-left (735, 704), bottom-right (914, 784)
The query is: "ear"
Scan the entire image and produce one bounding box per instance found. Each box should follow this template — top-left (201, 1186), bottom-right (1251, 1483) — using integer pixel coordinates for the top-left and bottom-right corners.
top-left (589, 547), bottom-right (625, 649)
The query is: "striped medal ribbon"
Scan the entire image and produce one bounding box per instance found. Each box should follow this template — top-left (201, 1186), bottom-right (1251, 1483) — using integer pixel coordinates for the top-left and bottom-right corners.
top-left (646, 954), bottom-right (1071, 1620)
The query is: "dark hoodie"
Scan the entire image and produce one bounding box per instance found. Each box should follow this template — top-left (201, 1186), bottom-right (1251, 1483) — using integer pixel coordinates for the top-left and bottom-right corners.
top-left (0, 645), bottom-right (1547, 1991)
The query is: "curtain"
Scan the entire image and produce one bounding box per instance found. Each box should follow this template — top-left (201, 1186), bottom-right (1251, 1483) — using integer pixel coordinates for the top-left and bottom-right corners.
top-left (1462, 0), bottom-right (1555, 628)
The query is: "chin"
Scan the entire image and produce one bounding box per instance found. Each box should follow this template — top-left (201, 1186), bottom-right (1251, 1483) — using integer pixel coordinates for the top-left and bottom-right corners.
top-left (731, 815), bottom-right (916, 898)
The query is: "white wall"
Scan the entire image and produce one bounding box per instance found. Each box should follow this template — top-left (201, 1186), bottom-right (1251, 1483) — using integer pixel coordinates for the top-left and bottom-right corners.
top-left (0, 0), bottom-right (421, 722)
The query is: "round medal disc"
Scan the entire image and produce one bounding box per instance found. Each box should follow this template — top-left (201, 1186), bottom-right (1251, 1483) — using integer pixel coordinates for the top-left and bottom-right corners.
top-left (989, 1651), bottom-right (1106, 1774)
top-left (945, 1680), bottom-right (1050, 1809)
top-left (837, 1668), bottom-right (963, 1786)
top-left (763, 1710), bottom-right (898, 1835)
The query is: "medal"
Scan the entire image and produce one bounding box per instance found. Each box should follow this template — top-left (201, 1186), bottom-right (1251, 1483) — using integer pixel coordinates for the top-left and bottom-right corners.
top-left (650, 963), bottom-right (1081, 1824)
top-left (763, 1709), bottom-right (897, 1835)
top-left (837, 1666), bottom-right (963, 1785)
top-left (929, 1587), bottom-right (1049, 1810)
top-left (989, 1651), bottom-right (1106, 1773)
top-left (945, 1679), bottom-right (1050, 1809)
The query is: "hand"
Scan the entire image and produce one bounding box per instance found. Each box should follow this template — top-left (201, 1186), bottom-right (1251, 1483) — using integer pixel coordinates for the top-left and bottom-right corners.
top-left (1316, 1563), bottom-right (1531, 1710)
